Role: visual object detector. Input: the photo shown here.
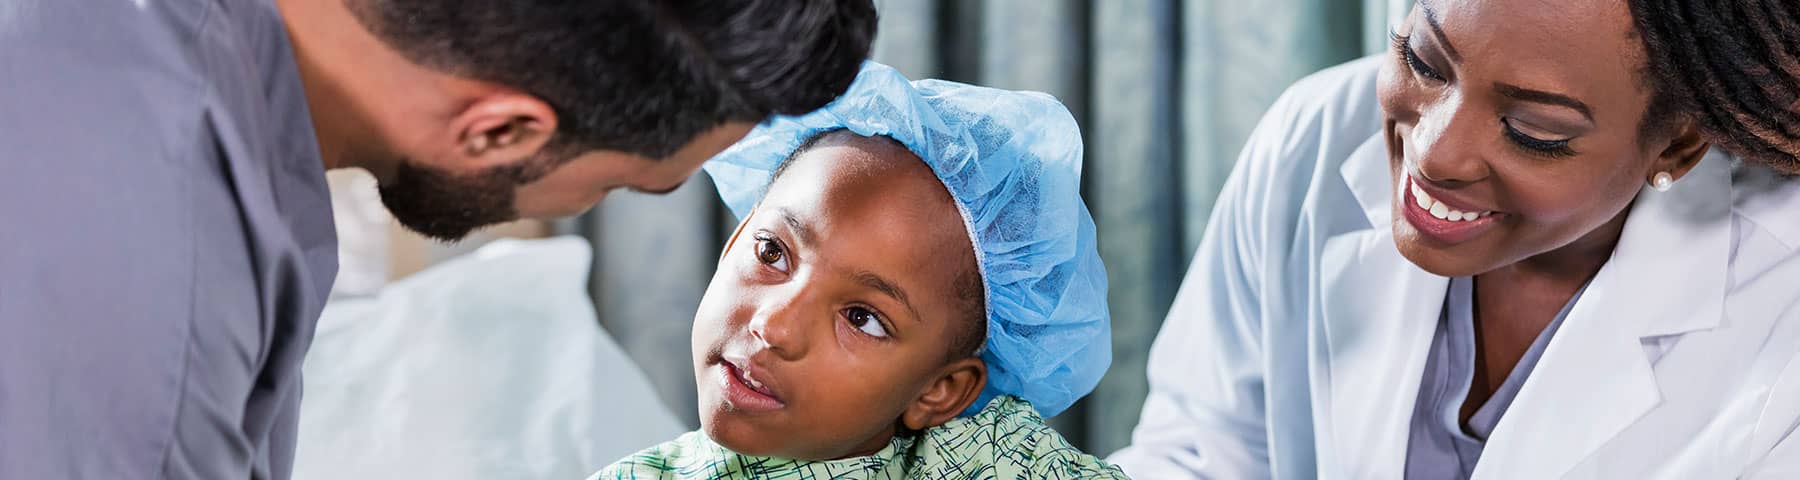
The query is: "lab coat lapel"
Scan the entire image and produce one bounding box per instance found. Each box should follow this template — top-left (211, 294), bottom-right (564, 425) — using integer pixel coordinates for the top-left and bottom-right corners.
top-left (1473, 152), bottom-right (1734, 479)
top-left (1318, 134), bottom-right (1447, 478)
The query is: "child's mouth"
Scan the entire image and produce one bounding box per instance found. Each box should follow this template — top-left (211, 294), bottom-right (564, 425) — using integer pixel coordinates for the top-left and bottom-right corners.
top-left (719, 360), bottom-right (785, 411)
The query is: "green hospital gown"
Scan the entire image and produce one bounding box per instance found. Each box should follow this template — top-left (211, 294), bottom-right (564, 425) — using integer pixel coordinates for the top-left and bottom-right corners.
top-left (592, 396), bottom-right (1129, 479)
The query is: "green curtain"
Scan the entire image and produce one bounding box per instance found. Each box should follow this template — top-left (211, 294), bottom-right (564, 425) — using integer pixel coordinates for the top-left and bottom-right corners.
top-left (583, 0), bottom-right (1403, 456)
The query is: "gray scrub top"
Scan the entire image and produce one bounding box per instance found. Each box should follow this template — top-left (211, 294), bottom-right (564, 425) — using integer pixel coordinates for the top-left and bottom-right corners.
top-left (0, 1), bottom-right (337, 479)
top-left (1404, 277), bottom-right (1588, 479)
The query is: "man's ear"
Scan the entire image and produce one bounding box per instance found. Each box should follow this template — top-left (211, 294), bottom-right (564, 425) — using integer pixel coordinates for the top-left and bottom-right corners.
top-left (1651, 118), bottom-right (1711, 184)
top-left (900, 357), bottom-right (987, 431)
top-left (451, 92), bottom-right (558, 170)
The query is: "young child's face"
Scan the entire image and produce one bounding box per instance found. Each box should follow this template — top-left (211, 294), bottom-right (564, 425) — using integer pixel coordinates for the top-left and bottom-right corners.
top-left (691, 132), bottom-right (986, 461)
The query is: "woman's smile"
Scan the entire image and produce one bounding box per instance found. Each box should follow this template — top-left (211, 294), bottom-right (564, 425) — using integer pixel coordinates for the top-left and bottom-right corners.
top-left (1400, 173), bottom-right (1505, 245)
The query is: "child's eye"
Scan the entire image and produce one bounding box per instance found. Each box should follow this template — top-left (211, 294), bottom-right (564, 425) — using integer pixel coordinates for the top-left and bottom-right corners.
top-left (753, 235), bottom-right (789, 273)
top-left (844, 306), bottom-right (889, 338)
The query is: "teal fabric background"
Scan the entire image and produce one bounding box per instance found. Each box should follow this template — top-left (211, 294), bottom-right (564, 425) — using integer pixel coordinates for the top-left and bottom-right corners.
top-left (572, 0), bottom-right (1408, 456)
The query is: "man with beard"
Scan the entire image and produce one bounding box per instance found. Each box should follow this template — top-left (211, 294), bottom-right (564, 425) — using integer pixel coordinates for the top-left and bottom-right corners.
top-left (0, 1), bottom-right (876, 479)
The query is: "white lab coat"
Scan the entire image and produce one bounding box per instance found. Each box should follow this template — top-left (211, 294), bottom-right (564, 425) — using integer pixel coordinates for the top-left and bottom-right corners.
top-left (1109, 56), bottom-right (1800, 479)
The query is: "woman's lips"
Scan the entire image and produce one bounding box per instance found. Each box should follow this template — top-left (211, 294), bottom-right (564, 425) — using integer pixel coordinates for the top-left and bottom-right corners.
top-left (718, 360), bottom-right (785, 412)
top-left (1401, 174), bottom-right (1503, 245)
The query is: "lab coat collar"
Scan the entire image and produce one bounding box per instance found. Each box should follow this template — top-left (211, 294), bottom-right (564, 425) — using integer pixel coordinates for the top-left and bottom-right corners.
top-left (1341, 133), bottom-right (1392, 231)
top-left (1321, 133), bottom-right (1443, 478)
top-left (1328, 134), bottom-right (1735, 478)
top-left (1728, 156), bottom-right (1800, 250)
top-left (1318, 227), bottom-right (1445, 479)
top-left (1601, 148), bottom-right (1733, 337)
top-left (1476, 149), bottom-right (1732, 479)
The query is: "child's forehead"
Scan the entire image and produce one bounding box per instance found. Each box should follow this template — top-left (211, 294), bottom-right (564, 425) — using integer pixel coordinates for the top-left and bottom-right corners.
top-left (755, 135), bottom-right (978, 281)
top-left (770, 134), bottom-right (945, 208)
top-left (762, 153), bottom-right (956, 236)
top-left (798, 132), bottom-right (923, 173)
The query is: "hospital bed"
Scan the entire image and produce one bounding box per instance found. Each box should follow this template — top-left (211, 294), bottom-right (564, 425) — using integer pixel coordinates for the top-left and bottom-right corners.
top-left (291, 185), bottom-right (683, 479)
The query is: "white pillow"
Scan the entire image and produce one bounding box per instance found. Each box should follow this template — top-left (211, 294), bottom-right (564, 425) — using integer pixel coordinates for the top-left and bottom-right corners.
top-left (294, 236), bottom-right (684, 480)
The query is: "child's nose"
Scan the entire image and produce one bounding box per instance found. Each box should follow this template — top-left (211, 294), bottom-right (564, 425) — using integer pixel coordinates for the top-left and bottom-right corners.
top-left (746, 290), bottom-right (815, 360)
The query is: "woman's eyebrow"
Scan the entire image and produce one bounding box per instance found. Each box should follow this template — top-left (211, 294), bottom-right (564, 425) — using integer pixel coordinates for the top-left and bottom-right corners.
top-left (1420, 1), bottom-right (1463, 63)
top-left (1494, 83), bottom-right (1595, 122)
top-left (857, 270), bottom-right (920, 323)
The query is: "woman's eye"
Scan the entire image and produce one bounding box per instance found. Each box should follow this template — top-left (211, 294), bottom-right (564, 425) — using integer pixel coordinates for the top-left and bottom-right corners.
top-left (753, 236), bottom-right (789, 272)
top-left (1392, 33), bottom-right (1446, 83)
top-left (1502, 118), bottom-right (1577, 157)
top-left (844, 307), bottom-right (889, 339)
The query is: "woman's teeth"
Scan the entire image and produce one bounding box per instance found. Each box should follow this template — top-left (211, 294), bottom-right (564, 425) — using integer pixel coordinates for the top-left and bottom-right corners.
top-left (1412, 182), bottom-right (1491, 222)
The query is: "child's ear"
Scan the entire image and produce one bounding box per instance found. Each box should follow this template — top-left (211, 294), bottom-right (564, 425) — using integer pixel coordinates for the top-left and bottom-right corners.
top-left (900, 357), bottom-right (987, 431)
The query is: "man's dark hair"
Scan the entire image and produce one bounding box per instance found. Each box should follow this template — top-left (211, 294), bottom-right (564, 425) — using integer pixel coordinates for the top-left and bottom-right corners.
top-left (347, 0), bottom-right (878, 159)
top-left (1629, 0), bottom-right (1800, 173)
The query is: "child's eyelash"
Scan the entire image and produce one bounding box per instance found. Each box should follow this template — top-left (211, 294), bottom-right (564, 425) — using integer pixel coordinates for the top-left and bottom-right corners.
top-left (751, 233), bottom-right (790, 268)
top-left (844, 305), bottom-right (893, 340)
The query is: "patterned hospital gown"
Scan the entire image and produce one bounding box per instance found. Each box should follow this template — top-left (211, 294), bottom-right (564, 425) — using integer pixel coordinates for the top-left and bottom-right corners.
top-left (592, 396), bottom-right (1129, 479)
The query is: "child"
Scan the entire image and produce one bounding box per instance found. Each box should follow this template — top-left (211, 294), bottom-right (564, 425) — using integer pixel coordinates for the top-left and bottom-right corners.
top-left (594, 62), bottom-right (1124, 479)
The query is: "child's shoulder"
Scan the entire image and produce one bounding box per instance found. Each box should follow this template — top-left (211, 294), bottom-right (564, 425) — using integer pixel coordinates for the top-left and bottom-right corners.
top-left (910, 396), bottom-right (1131, 479)
top-left (593, 431), bottom-right (916, 480)
top-left (588, 431), bottom-right (711, 480)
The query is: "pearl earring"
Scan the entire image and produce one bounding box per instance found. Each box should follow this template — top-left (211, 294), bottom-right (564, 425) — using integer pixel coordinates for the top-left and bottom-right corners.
top-left (1652, 171), bottom-right (1674, 192)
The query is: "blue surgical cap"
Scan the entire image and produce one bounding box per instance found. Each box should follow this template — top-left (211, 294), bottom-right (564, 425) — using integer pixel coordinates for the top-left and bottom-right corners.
top-left (703, 62), bottom-right (1110, 418)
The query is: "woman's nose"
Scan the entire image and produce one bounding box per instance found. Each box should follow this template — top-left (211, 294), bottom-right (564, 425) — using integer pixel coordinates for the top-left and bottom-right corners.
top-left (746, 287), bottom-right (815, 360)
top-left (1411, 99), bottom-right (1492, 186)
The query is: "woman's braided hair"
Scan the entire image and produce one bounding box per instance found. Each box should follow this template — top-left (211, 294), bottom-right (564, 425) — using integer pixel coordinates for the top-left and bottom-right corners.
top-left (1630, 0), bottom-right (1800, 173)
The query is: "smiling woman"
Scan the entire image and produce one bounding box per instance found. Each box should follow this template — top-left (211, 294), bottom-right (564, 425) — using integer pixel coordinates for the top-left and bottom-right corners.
top-left (1112, 0), bottom-right (1800, 479)
top-left (1378, 0), bottom-right (1705, 282)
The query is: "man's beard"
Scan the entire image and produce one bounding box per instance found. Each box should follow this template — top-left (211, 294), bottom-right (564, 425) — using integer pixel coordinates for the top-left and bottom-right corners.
top-left (378, 160), bottom-right (534, 242)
